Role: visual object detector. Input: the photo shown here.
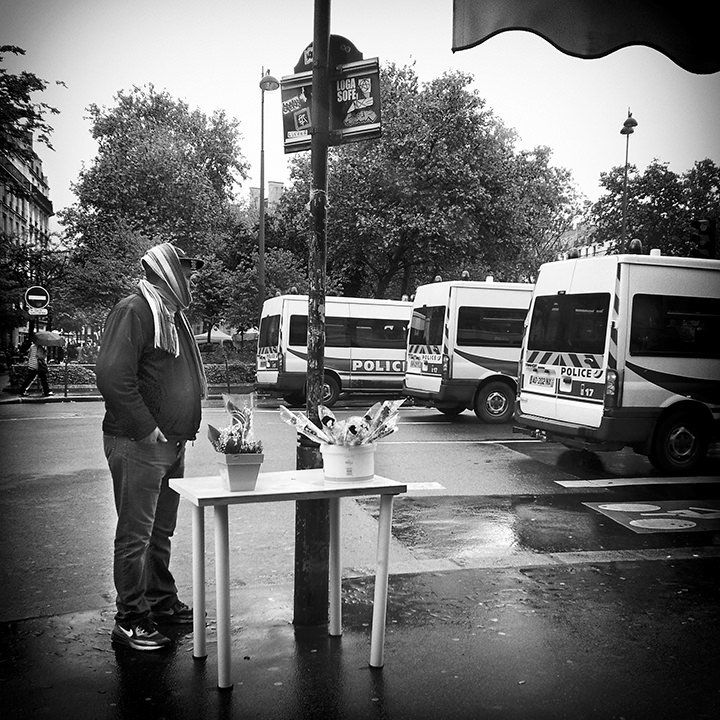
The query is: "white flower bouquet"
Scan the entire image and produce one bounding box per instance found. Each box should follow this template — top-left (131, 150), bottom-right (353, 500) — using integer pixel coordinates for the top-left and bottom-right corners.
top-left (279, 399), bottom-right (405, 446)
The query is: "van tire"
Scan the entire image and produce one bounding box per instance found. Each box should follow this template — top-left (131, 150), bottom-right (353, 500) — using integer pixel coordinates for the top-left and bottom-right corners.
top-left (321, 376), bottom-right (341, 407)
top-left (648, 411), bottom-right (708, 475)
top-left (437, 405), bottom-right (465, 416)
top-left (284, 393), bottom-right (305, 408)
top-left (474, 381), bottom-right (514, 424)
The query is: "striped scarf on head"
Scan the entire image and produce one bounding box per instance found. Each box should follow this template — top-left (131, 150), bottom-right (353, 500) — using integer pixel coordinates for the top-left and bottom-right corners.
top-left (138, 243), bottom-right (207, 398)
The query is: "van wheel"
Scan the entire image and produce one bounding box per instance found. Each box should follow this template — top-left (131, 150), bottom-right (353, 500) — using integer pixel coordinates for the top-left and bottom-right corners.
top-left (321, 376), bottom-right (341, 407)
top-left (648, 412), bottom-right (708, 475)
top-left (474, 381), bottom-right (514, 424)
top-left (284, 393), bottom-right (305, 408)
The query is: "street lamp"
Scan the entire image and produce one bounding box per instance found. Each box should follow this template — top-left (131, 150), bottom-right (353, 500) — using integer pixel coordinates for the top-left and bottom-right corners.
top-left (620, 109), bottom-right (638, 250)
top-left (258, 68), bottom-right (279, 316)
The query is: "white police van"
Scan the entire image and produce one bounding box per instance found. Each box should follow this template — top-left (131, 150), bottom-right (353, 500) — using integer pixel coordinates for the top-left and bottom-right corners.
top-left (403, 280), bottom-right (533, 422)
top-left (256, 294), bottom-right (411, 406)
top-left (515, 253), bottom-right (720, 474)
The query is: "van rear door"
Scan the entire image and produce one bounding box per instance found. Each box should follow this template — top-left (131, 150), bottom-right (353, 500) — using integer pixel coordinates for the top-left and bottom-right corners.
top-left (521, 292), bottom-right (611, 427)
top-left (257, 298), bottom-right (282, 385)
top-left (406, 301), bottom-right (447, 395)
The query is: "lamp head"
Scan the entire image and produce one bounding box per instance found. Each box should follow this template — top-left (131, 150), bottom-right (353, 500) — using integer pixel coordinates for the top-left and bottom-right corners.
top-left (260, 72), bottom-right (280, 92)
top-left (620, 110), bottom-right (638, 135)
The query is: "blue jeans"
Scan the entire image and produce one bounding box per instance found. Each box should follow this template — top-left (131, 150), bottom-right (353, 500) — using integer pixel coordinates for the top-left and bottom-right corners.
top-left (103, 435), bottom-right (186, 625)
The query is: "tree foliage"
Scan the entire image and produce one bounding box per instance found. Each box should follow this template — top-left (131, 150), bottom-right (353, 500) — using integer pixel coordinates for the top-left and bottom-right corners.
top-left (274, 64), bottom-right (580, 297)
top-left (0, 45), bottom-right (63, 163)
top-left (590, 158), bottom-right (719, 256)
top-left (0, 232), bottom-right (71, 332)
top-left (59, 85), bottom-right (250, 325)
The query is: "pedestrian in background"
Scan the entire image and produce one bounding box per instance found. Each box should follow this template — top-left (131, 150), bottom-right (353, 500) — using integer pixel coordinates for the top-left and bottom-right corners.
top-left (20, 335), bottom-right (52, 397)
top-left (96, 243), bottom-right (206, 651)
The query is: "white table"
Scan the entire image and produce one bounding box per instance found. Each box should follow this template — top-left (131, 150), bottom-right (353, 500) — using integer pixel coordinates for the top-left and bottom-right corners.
top-left (170, 469), bottom-right (407, 689)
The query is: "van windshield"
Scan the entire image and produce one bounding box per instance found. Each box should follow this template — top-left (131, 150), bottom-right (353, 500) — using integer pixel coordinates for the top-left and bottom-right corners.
top-left (408, 305), bottom-right (445, 346)
top-left (528, 293), bottom-right (610, 355)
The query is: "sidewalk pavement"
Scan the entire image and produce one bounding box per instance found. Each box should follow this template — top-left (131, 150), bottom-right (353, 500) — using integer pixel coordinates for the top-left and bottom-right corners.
top-left (3, 553), bottom-right (719, 719)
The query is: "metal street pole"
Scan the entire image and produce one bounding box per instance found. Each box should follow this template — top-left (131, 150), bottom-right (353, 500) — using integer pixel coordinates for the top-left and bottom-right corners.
top-left (258, 69), bottom-right (279, 317)
top-left (620, 109), bottom-right (638, 251)
top-left (294, 0), bottom-right (331, 630)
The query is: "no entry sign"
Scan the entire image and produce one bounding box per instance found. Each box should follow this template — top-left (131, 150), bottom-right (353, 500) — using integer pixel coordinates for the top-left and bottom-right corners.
top-left (25, 286), bottom-right (50, 316)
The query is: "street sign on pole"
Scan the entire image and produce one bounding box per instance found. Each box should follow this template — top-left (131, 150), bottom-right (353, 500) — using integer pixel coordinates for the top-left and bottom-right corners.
top-left (25, 286), bottom-right (50, 309)
top-left (25, 286), bottom-right (50, 316)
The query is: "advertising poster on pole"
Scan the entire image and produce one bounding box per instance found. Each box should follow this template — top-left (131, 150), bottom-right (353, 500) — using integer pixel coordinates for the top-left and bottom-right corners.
top-left (281, 58), bottom-right (381, 153)
top-left (281, 71), bottom-right (313, 153)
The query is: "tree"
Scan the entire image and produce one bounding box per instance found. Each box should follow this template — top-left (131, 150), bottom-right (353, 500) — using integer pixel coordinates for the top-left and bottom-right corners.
top-left (0, 45), bottom-right (63, 164)
top-left (0, 231), bottom-right (72, 334)
top-left (590, 158), bottom-right (719, 257)
top-left (189, 255), bottom-right (233, 336)
top-left (275, 63), bottom-right (580, 297)
top-left (60, 85), bottom-right (249, 319)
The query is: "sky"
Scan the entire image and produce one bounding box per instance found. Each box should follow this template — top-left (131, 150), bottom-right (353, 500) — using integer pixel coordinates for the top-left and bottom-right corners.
top-left (4, 0), bottom-right (720, 232)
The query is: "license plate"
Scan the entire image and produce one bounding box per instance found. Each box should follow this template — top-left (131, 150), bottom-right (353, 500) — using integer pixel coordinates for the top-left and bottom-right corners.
top-left (529, 374), bottom-right (554, 387)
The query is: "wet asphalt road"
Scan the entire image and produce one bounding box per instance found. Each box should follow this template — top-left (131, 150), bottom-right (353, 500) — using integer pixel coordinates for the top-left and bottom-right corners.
top-left (1, 398), bottom-right (719, 719)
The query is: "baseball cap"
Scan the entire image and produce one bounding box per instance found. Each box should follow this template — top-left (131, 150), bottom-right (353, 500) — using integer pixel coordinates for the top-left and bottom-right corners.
top-left (173, 246), bottom-right (205, 271)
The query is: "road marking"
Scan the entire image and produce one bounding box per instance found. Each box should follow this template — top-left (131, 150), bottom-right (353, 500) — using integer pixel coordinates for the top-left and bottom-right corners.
top-left (584, 500), bottom-right (720, 534)
top-left (384, 439), bottom-right (540, 445)
top-left (405, 482), bottom-right (446, 491)
top-left (557, 476), bottom-right (719, 488)
top-left (0, 413), bottom-right (102, 422)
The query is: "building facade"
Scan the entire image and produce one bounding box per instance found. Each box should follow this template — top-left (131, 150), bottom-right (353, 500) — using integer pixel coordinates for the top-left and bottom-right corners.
top-left (1, 133), bottom-right (54, 352)
top-left (1, 134), bottom-right (53, 247)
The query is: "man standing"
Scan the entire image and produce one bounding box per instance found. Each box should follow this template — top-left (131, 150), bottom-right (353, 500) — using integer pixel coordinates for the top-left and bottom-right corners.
top-left (96, 243), bottom-right (207, 651)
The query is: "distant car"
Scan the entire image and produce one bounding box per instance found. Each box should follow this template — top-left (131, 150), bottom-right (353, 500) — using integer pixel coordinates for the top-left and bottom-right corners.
top-left (194, 332), bottom-right (235, 350)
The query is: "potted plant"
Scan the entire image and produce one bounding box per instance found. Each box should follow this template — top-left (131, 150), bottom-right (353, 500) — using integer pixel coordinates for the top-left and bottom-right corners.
top-left (208, 395), bottom-right (264, 491)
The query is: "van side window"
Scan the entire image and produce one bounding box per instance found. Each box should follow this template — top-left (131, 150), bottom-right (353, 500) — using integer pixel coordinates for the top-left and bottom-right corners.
top-left (326, 317), bottom-right (351, 347)
top-left (408, 305), bottom-right (445, 346)
top-left (289, 315), bottom-right (351, 347)
top-left (630, 294), bottom-right (720, 358)
top-left (355, 318), bottom-right (409, 349)
top-left (457, 307), bottom-right (526, 347)
top-left (528, 293), bottom-right (610, 354)
top-left (289, 315), bottom-right (307, 345)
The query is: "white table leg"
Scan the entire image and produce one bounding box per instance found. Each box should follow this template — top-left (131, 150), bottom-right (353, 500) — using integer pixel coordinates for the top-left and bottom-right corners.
top-left (369, 493), bottom-right (394, 668)
top-left (329, 497), bottom-right (342, 636)
top-left (214, 505), bottom-right (232, 689)
top-left (191, 504), bottom-right (206, 659)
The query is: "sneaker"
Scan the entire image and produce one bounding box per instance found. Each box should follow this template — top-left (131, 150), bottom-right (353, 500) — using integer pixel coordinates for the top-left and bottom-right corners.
top-left (151, 599), bottom-right (194, 624)
top-left (111, 617), bottom-right (171, 651)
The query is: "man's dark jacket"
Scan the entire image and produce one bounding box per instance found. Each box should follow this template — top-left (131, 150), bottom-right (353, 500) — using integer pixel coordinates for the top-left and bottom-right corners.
top-left (96, 290), bottom-right (202, 442)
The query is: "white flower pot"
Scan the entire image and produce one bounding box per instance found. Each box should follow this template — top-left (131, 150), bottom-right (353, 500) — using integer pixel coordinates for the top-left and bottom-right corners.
top-left (320, 443), bottom-right (376, 482)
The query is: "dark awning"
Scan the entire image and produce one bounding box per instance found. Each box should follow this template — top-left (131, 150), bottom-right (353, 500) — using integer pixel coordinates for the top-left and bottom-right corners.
top-left (452, 0), bottom-right (720, 74)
